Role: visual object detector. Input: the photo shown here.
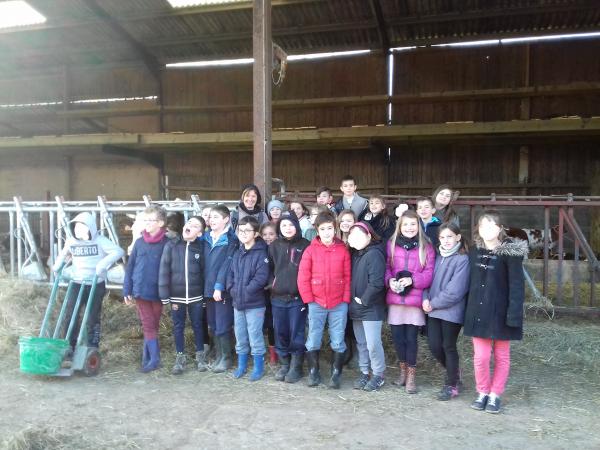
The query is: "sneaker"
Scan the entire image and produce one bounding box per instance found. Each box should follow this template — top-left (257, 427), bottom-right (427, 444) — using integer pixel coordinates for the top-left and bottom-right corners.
top-left (353, 373), bottom-right (370, 390)
top-left (485, 395), bottom-right (501, 414)
top-left (363, 375), bottom-right (385, 392)
top-left (196, 351), bottom-right (208, 372)
top-left (470, 392), bottom-right (488, 411)
top-left (437, 385), bottom-right (459, 401)
top-left (172, 352), bottom-right (186, 375)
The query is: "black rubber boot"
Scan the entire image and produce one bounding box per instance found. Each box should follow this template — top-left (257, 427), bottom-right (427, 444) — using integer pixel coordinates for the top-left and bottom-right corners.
top-left (328, 351), bottom-right (345, 389)
top-left (212, 335), bottom-right (233, 373)
top-left (274, 355), bottom-right (290, 381)
top-left (284, 353), bottom-right (304, 383)
top-left (306, 350), bottom-right (321, 387)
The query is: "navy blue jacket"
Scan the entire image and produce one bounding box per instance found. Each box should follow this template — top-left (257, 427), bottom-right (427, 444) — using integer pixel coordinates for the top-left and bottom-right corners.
top-left (227, 239), bottom-right (270, 310)
top-left (349, 242), bottom-right (386, 321)
top-left (203, 227), bottom-right (239, 298)
top-left (158, 237), bottom-right (205, 304)
top-left (123, 234), bottom-right (169, 301)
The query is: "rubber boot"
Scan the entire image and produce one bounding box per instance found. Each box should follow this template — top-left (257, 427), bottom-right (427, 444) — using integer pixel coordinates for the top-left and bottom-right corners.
top-left (306, 350), bottom-right (321, 387)
top-left (393, 361), bottom-right (407, 387)
top-left (212, 335), bottom-right (233, 373)
top-left (405, 366), bottom-right (417, 394)
top-left (210, 335), bottom-right (222, 369)
top-left (232, 353), bottom-right (248, 378)
top-left (274, 355), bottom-right (290, 381)
top-left (142, 338), bottom-right (161, 373)
top-left (196, 350), bottom-right (208, 372)
top-left (328, 351), bottom-right (345, 389)
top-left (284, 353), bottom-right (304, 384)
top-left (172, 352), bottom-right (186, 375)
top-left (268, 345), bottom-right (278, 365)
top-left (249, 354), bottom-right (265, 382)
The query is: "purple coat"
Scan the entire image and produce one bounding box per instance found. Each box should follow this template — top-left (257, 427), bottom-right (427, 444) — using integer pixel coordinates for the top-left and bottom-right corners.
top-left (385, 241), bottom-right (435, 308)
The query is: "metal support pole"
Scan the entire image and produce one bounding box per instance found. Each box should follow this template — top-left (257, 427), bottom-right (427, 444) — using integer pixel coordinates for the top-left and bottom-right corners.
top-left (543, 206), bottom-right (550, 297)
top-left (253, 0), bottom-right (273, 202)
top-left (557, 208), bottom-right (564, 304)
top-left (9, 210), bottom-right (15, 276)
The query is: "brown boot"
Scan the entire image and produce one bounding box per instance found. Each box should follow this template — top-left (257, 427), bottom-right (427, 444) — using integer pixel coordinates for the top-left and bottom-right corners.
top-left (393, 361), bottom-right (407, 386)
top-left (405, 366), bottom-right (417, 394)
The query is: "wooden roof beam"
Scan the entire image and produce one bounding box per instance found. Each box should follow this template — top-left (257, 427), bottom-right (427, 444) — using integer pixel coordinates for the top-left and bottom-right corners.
top-left (369, 0), bottom-right (390, 55)
top-left (79, 0), bottom-right (162, 83)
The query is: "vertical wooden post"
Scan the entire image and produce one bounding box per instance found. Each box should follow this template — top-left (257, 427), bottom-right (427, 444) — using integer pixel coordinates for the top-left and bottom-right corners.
top-left (253, 0), bottom-right (272, 201)
top-left (518, 45), bottom-right (531, 194)
top-left (591, 157), bottom-right (600, 255)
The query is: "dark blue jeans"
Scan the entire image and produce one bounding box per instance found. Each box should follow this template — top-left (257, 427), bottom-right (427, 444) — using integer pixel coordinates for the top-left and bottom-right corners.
top-left (206, 297), bottom-right (234, 337)
top-left (272, 299), bottom-right (307, 358)
top-left (390, 324), bottom-right (419, 367)
top-left (171, 301), bottom-right (204, 353)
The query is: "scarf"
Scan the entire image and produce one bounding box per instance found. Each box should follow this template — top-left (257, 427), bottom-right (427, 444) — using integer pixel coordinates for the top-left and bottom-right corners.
top-left (395, 234), bottom-right (419, 250)
top-left (142, 228), bottom-right (166, 244)
top-left (238, 202), bottom-right (263, 216)
top-left (439, 241), bottom-right (461, 258)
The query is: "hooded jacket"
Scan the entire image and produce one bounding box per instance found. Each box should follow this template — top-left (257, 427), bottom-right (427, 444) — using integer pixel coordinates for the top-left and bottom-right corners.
top-left (53, 212), bottom-right (124, 283)
top-left (158, 236), bottom-right (205, 304)
top-left (268, 215), bottom-right (310, 301)
top-left (463, 238), bottom-right (527, 341)
top-left (297, 237), bottom-right (351, 309)
top-left (349, 242), bottom-right (386, 321)
top-left (227, 238), bottom-right (270, 310)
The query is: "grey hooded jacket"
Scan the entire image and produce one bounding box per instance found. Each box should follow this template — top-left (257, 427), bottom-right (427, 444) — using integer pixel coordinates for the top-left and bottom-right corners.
top-left (53, 212), bottom-right (124, 283)
top-left (426, 251), bottom-right (470, 324)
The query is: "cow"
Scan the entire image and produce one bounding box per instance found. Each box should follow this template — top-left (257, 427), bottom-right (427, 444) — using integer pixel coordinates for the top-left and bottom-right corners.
top-left (504, 226), bottom-right (560, 258)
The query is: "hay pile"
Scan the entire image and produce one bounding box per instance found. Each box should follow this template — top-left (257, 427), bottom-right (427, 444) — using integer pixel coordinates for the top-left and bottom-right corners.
top-left (2, 425), bottom-right (138, 450)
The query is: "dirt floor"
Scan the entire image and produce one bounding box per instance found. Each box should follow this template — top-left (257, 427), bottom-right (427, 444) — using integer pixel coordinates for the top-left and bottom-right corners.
top-left (1, 280), bottom-right (600, 449)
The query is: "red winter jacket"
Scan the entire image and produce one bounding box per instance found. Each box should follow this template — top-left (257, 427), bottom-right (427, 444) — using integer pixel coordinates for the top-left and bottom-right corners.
top-left (297, 237), bottom-right (351, 309)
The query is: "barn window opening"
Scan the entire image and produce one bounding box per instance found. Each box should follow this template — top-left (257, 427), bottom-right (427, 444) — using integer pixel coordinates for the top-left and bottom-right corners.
top-left (0, 96), bottom-right (157, 109)
top-left (0, 1), bottom-right (46, 30)
top-left (166, 49), bottom-right (371, 68)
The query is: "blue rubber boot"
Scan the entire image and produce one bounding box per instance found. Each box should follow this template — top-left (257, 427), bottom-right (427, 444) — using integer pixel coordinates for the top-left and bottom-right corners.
top-left (232, 354), bottom-right (248, 378)
top-left (142, 338), bottom-right (161, 373)
top-left (249, 355), bottom-right (265, 382)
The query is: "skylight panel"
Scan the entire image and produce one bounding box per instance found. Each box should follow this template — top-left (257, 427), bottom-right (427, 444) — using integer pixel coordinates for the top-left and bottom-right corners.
top-left (0, 1), bottom-right (46, 30)
top-left (167, 0), bottom-right (245, 7)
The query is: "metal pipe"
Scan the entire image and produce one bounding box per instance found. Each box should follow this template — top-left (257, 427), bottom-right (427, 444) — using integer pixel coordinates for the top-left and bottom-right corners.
top-left (568, 207), bottom-right (579, 307)
top-left (543, 206), bottom-right (550, 297)
top-left (557, 208), bottom-right (564, 304)
top-left (9, 210), bottom-right (15, 276)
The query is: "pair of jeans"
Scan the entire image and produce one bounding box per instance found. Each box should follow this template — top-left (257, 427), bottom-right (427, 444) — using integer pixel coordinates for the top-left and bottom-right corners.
top-left (472, 337), bottom-right (511, 396)
top-left (353, 320), bottom-right (386, 377)
top-left (234, 307), bottom-right (266, 356)
top-left (305, 302), bottom-right (348, 353)
top-left (427, 317), bottom-right (462, 386)
top-left (136, 299), bottom-right (162, 340)
top-left (171, 301), bottom-right (204, 353)
top-left (390, 324), bottom-right (419, 367)
top-left (206, 297), bottom-right (234, 337)
top-left (63, 282), bottom-right (106, 348)
top-left (271, 298), bottom-right (307, 358)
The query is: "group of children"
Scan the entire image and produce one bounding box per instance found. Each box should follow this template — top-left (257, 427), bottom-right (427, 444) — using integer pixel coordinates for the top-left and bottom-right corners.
top-left (55, 176), bottom-right (526, 415)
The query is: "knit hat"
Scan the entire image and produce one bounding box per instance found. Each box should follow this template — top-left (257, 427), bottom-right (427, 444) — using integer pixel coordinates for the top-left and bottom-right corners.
top-left (267, 199), bottom-right (285, 213)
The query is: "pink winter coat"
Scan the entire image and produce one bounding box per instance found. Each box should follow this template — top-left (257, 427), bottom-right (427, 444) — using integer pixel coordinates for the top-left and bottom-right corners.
top-left (385, 241), bottom-right (435, 308)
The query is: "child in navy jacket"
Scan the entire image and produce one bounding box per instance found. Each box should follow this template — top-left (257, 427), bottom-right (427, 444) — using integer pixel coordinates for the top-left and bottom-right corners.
top-left (227, 216), bottom-right (270, 381)
top-left (123, 206), bottom-right (170, 372)
top-left (159, 216), bottom-right (206, 375)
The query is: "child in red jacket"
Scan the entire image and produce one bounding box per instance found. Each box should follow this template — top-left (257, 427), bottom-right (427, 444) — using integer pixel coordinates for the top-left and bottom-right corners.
top-left (298, 212), bottom-right (351, 389)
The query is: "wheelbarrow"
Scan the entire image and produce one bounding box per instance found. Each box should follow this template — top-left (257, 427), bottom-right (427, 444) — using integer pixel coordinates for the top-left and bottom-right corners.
top-left (19, 266), bottom-right (102, 377)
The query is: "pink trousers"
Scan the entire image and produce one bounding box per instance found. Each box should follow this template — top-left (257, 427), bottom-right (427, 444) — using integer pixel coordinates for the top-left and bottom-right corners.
top-left (472, 337), bottom-right (511, 396)
top-left (136, 299), bottom-right (163, 340)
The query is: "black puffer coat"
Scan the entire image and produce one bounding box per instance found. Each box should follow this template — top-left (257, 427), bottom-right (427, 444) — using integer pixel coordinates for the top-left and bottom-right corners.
top-left (349, 242), bottom-right (386, 321)
top-left (463, 238), bottom-right (527, 341)
top-left (158, 237), bottom-right (205, 304)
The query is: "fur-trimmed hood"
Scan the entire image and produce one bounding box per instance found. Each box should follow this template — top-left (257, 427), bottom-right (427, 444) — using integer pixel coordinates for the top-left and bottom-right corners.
top-left (474, 237), bottom-right (529, 258)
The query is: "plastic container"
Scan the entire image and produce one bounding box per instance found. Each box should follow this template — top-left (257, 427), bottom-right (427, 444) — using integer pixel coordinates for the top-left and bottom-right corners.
top-left (19, 336), bottom-right (69, 375)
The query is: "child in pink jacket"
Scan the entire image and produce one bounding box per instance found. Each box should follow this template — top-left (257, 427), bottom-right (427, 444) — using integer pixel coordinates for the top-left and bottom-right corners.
top-left (386, 210), bottom-right (435, 394)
